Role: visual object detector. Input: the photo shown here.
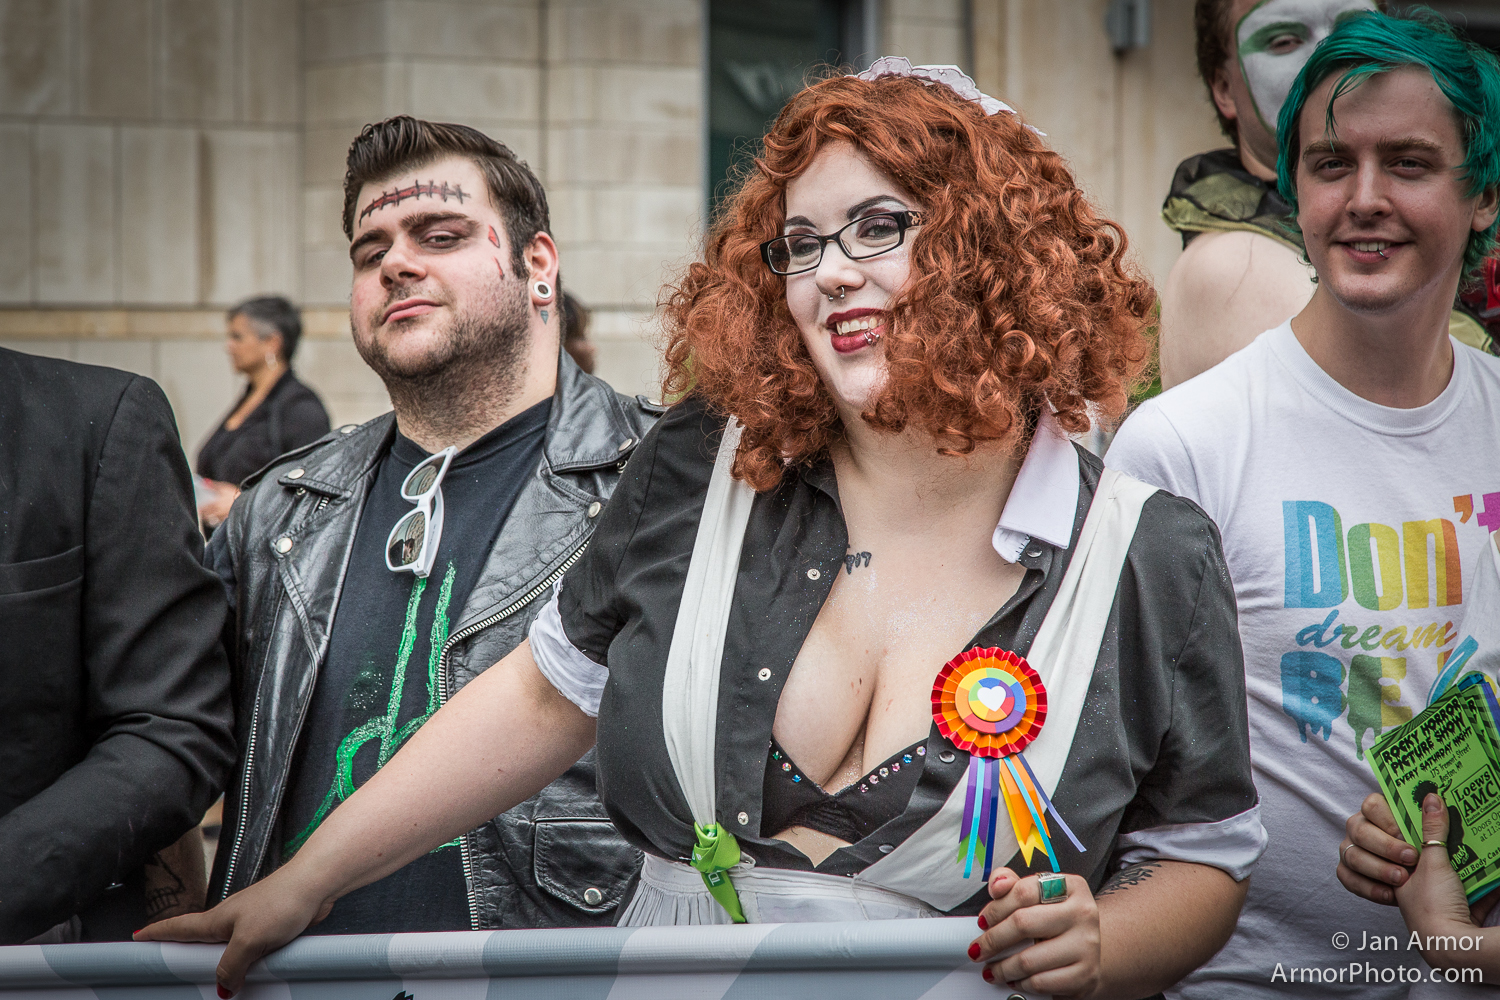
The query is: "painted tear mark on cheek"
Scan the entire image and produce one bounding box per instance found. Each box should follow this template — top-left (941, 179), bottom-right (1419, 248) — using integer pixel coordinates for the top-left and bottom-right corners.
top-left (488, 226), bottom-right (501, 248)
top-left (495, 258), bottom-right (506, 280)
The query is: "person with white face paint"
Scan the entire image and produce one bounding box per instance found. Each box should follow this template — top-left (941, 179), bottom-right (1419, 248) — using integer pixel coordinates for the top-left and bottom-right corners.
top-left (1155, 0), bottom-right (1495, 390)
top-left (1236, 0), bottom-right (1373, 158)
top-left (140, 62), bottom-right (1265, 1000)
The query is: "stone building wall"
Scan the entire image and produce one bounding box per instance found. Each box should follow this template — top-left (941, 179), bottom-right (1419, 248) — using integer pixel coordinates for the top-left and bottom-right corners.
top-left (0, 0), bottom-right (1223, 457)
top-left (0, 0), bottom-right (346, 455)
top-left (970, 0), bottom-right (1224, 289)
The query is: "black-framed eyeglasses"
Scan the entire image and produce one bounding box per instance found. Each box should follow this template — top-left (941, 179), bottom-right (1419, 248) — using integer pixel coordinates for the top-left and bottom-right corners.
top-left (759, 211), bottom-right (925, 276)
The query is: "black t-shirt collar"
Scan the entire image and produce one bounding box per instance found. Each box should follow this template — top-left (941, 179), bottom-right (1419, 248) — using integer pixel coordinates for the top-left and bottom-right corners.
top-left (388, 399), bottom-right (553, 472)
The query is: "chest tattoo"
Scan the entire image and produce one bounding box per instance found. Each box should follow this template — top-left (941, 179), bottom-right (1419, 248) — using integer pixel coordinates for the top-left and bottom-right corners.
top-left (843, 550), bottom-right (872, 574)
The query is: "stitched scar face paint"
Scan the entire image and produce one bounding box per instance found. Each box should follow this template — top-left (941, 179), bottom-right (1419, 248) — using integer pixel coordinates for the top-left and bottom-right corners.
top-left (357, 179), bottom-right (470, 226)
top-left (1236, 0), bottom-right (1375, 133)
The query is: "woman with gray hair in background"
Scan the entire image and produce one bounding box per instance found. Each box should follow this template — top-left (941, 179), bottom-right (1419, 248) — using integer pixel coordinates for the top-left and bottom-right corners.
top-left (196, 296), bottom-right (331, 529)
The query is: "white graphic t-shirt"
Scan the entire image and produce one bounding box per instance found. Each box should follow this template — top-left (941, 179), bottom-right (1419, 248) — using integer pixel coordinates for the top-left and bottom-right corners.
top-left (1108, 321), bottom-right (1500, 999)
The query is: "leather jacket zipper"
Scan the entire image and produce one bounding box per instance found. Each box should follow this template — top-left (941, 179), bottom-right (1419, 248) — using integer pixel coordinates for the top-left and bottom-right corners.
top-left (437, 538), bottom-right (590, 930)
top-left (218, 696), bottom-right (260, 900)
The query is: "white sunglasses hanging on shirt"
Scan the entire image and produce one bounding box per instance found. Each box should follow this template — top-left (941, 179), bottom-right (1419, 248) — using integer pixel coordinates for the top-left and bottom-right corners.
top-left (385, 446), bottom-right (457, 579)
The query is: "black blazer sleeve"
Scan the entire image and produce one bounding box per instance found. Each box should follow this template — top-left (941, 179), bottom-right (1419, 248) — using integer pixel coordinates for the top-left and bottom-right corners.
top-left (0, 376), bottom-right (236, 942)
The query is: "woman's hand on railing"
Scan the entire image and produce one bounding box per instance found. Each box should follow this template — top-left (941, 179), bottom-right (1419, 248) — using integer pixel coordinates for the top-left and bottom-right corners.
top-left (134, 863), bottom-right (334, 998)
top-left (968, 867), bottom-right (1101, 997)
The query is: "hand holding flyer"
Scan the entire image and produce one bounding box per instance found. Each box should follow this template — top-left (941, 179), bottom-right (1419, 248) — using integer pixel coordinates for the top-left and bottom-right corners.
top-left (1368, 677), bottom-right (1500, 903)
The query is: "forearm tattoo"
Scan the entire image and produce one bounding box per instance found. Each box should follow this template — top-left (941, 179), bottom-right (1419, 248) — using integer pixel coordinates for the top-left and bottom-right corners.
top-left (142, 851), bottom-right (186, 919)
top-left (1096, 860), bottom-right (1164, 897)
top-left (843, 551), bottom-right (872, 574)
top-left (358, 179), bottom-right (470, 224)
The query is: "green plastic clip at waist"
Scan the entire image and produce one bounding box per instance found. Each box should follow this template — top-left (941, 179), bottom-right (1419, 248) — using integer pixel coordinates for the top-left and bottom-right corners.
top-left (691, 821), bottom-right (746, 923)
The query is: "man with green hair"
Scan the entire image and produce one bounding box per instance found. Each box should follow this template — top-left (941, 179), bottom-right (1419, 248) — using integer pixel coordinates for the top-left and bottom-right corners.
top-left (1158, 0), bottom-right (1494, 390)
top-left (1110, 11), bottom-right (1500, 997)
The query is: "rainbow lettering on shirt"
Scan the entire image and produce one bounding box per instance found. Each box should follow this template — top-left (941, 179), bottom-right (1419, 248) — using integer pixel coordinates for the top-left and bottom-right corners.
top-left (1278, 493), bottom-right (1496, 758)
top-left (1283, 501), bottom-right (1462, 610)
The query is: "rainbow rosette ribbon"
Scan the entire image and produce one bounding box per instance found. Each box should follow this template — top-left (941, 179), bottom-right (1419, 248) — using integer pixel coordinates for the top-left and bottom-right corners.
top-left (931, 647), bottom-right (1084, 880)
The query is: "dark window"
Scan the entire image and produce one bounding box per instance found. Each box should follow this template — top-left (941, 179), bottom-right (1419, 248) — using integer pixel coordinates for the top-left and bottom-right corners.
top-left (706, 0), bottom-right (876, 215)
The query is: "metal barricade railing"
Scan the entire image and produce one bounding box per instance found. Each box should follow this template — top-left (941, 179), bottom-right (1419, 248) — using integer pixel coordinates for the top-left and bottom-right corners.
top-left (0, 917), bottom-right (1011, 999)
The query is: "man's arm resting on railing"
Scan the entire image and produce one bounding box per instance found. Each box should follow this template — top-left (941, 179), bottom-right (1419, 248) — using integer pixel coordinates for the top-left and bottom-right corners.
top-left (136, 639), bottom-right (596, 997)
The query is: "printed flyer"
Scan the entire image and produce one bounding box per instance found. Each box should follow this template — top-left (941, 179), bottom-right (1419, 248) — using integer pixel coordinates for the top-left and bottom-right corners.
top-left (1368, 681), bottom-right (1500, 902)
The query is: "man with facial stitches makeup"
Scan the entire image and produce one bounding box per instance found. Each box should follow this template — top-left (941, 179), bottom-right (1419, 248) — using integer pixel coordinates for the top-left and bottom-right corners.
top-left (1111, 12), bottom-right (1500, 998)
top-left (169, 117), bottom-right (656, 949)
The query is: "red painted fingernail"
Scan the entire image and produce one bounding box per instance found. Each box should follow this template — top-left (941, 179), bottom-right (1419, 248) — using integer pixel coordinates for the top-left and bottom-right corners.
top-left (982, 967), bottom-right (995, 983)
top-left (977, 914), bottom-right (988, 930)
top-left (217, 986), bottom-right (232, 999)
top-left (968, 942), bottom-right (982, 961)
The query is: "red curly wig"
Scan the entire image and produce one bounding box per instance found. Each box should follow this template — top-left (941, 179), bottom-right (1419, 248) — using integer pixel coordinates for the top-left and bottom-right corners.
top-left (661, 72), bottom-right (1156, 492)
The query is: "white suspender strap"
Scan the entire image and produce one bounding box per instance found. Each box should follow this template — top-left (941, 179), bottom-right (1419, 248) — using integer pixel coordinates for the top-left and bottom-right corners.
top-left (661, 416), bottom-right (754, 828)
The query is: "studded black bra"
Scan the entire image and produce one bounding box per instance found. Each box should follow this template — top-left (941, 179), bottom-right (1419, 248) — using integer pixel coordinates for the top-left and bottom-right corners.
top-left (760, 736), bottom-right (927, 845)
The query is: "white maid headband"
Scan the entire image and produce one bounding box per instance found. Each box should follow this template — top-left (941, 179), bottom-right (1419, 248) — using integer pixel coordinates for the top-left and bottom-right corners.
top-left (851, 56), bottom-right (1044, 135)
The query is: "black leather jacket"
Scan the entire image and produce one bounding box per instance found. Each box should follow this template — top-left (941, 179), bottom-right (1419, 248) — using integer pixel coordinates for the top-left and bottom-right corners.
top-left (206, 353), bottom-right (659, 928)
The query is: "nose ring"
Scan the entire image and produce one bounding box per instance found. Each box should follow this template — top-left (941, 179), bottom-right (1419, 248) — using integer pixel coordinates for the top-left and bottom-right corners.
top-left (825, 285), bottom-right (846, 303)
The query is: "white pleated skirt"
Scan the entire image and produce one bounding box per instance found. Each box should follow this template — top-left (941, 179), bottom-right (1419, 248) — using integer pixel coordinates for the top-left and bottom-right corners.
top-left (619, 854), bottom-right (943, 925)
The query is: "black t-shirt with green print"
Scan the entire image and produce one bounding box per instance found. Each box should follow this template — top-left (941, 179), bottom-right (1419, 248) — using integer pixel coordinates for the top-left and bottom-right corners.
top-left (281, 400), bottom-right (550, 934)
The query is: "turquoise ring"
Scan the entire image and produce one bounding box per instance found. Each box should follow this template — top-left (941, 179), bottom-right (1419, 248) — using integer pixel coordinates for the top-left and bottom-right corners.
top-left (1037, 872), bottom-right (1068, 903)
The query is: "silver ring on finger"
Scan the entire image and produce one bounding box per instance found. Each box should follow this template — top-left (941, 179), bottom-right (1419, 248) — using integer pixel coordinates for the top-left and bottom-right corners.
top-left (1340, 843), bottom-right (1356, 868)
top-left (1036, 871), bottom-right (1068, 904)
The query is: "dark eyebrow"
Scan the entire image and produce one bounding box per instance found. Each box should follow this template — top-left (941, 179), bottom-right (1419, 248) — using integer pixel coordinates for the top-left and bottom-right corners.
top-left (349, 229), bottom-right (383, 261)
top-left (349, 211), bottom-right (477, 261)
top-left (846, 195), bottom-right (907, 220)
top-left (782, 196), bottom-right (909, 234)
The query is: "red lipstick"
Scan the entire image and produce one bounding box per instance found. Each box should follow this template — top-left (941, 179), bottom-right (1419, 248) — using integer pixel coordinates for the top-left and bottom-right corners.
top-left (825, 307), bottom-right (886, 354)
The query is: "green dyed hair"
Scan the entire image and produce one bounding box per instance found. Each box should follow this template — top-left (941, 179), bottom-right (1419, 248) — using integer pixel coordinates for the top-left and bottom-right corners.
top-left (1275, 8), bottom-right (1500, 277)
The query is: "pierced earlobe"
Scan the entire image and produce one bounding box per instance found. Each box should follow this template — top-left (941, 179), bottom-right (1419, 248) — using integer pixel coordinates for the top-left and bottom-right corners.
top-left (533, 280), bottom-right (553, 301)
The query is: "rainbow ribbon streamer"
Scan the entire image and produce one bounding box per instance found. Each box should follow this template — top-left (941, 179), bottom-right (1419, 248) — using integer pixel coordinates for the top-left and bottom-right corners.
top-left (955, 749), bottom-right (1086, 879)
top-left (935, 647), bottom-right (1085, 881)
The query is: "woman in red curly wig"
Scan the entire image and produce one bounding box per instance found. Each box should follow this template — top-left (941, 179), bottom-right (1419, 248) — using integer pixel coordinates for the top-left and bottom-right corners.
top-left (144, 61), bottom-right (1261, 998)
